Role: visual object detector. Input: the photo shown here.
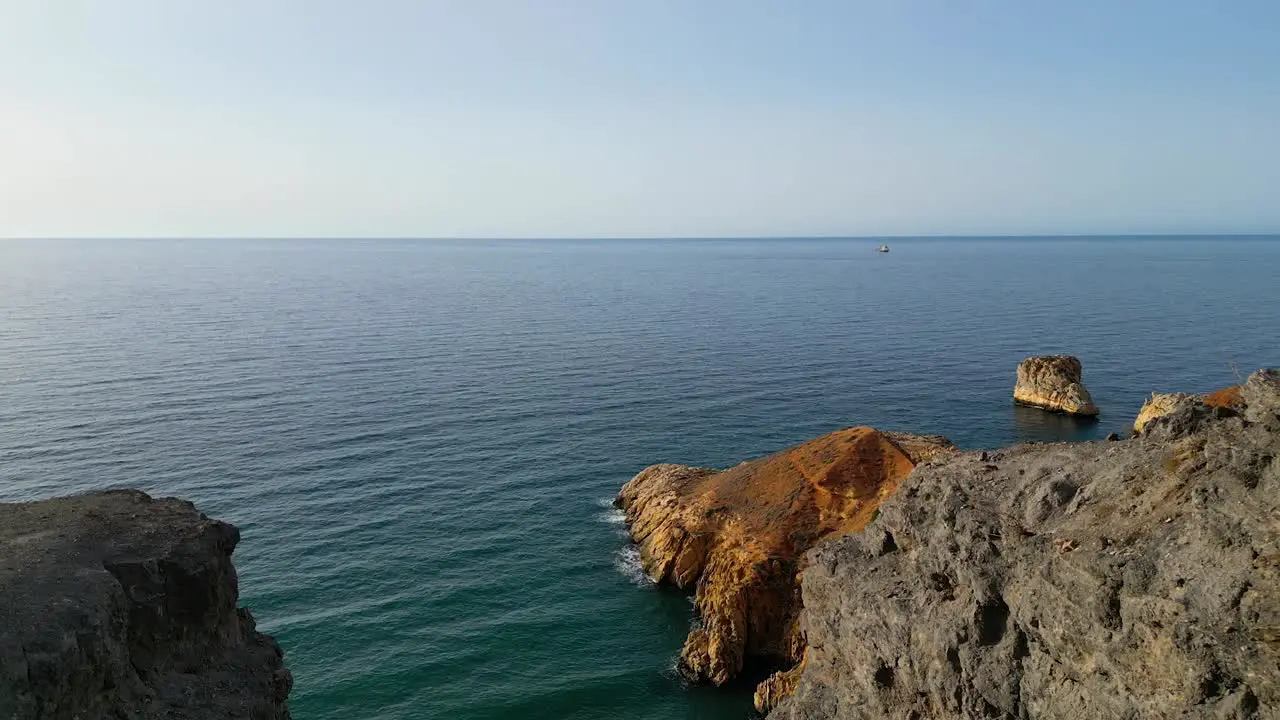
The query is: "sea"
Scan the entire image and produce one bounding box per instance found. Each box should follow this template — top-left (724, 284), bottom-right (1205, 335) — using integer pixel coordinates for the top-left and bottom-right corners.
top-left (1, 237), bottom-right (1277, 719)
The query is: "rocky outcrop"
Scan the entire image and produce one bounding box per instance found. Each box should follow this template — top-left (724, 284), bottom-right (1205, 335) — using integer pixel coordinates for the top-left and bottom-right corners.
top-left (0, 490), bottom-right (292, 720)
top-left (769, 370), bottom-right (1280, 719)
top-left (616, 427), bottom-right (954, 691)
top-left (1133, 392), bottom-right (1201, 434)
top-left (1134, 385), bottom-right (1246, 434)
top-left (1013, 355), bottom-right (1099, 416)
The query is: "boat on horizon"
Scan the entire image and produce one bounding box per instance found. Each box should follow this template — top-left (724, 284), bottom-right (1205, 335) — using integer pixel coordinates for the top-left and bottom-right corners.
top-left (876, 244), bottom-right (890, 253)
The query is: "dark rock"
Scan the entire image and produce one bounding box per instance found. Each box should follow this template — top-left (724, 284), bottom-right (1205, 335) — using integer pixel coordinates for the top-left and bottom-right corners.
top-left (769, 369), bottom-right (1280, 719)
top-left (1105, 432), bottom-right (1121, 441)
top-left (0, 490), bottom-right (292, 719)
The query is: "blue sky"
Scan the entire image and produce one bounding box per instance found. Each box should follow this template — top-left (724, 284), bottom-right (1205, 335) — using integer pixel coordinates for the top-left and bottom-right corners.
top-left (1, 1), bottom-right (1277, 238)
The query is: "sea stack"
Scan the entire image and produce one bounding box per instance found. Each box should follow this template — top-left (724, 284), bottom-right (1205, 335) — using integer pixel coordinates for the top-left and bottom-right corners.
top-left (616, 427), bottom-right (954, 691)
top-left (1013, 355), bottom-right (1099, 416)
top-left (0, 490), bottom-right (292, 720)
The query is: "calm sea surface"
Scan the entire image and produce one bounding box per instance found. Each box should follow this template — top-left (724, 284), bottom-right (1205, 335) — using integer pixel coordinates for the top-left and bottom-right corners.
top-left (1, 237), bottom-right (1277, 719)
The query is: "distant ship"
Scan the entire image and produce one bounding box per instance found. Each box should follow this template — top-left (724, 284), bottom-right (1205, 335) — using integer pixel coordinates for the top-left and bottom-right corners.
top-left (876, 244), bottom-right (890, 253)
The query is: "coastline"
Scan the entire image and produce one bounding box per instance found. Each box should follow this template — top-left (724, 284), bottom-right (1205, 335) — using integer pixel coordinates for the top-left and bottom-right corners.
top-left (618, 369), bottom-right (1280, 718)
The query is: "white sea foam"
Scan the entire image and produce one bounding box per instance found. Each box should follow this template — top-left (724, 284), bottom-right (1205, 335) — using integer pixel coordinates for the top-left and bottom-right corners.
top-left (597, 510), bottom-right (627, 525)
top-left (595, 498), bottom-right (628, 532)
top-left (613, 545), bottom-right (653, 587)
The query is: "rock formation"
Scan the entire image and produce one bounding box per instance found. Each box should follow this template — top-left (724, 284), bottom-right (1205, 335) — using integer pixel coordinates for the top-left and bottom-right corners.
top-left (768, 369), bottom-right (1280, 719)
top-left (1013, 355), bottom-right (1099, 416)
top-left (1133, 392), bottom-right (1200, 434)
top-left (616, 427), bottom-right (954, 690)
top-left (0, 490), bottom-right (292, 720)
top-left (1134, 384), bottom-right (1246, 434)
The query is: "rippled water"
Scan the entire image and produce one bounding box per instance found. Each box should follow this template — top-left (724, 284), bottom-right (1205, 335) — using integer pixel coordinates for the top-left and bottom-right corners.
top-left (1, 237), bottom-right (1277, 719)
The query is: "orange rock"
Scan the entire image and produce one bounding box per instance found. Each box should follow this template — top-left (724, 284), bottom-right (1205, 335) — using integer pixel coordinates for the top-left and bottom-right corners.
top-left (1203, 384), bottom-right (1243, 408)
top-left (616, 427), bottom-right (954, 691)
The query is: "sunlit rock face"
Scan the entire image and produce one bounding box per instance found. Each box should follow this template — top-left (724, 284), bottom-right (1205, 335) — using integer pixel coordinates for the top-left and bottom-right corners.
top-left (616, 427), bottom-right (954, 692)
top-left (1013, 355), bottom-right (1099, 416)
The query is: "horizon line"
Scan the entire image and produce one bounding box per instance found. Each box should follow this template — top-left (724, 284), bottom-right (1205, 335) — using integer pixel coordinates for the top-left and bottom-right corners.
top-left (4, 232), bottom-right (1280, 242)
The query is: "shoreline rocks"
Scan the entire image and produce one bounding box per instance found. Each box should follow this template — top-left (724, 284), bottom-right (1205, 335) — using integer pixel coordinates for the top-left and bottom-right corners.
top-left (0, 490), bottom-right (292, 720)
top-left (616, 427), bottom-right (954, 693)
top-left (1133, 392), bottom-right (1201, 434)
top-left (1013, 355), bottom-right (1099, 416)
top-left (1134, 384), bottom-right (1246, 435)
top-left (769, 369), bottom-right (1280, 719)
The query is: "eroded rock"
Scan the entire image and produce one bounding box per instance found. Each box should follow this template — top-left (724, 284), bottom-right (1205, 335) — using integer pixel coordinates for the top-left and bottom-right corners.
top-left (1133, 383), bottom-right (1249, 435)
top-left (0, 490), bottom-right (292, 720)
top-left (769, 369), bottom-right (1280, 719)
top-left (616, 427), bottom-right (954, 692)
top-left (1133, 391), bottom-right (1201, 434)
top-left (1013, 355), bottom-right (1099, 416)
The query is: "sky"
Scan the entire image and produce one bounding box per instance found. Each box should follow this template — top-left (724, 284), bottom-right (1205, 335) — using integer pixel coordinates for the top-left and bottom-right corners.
top-left (1, 1), bottom-right (1278, 238)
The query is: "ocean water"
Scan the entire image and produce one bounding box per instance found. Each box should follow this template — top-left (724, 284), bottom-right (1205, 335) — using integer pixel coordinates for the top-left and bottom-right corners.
top-left (1, 237), bottom-right (1277, 719)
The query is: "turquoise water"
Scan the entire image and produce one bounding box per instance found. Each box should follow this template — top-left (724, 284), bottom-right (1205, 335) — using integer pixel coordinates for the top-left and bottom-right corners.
top-left (1, 237), bottom-right (1277, 719)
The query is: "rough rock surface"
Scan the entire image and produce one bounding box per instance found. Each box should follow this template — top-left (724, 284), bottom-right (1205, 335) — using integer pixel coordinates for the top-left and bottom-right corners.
top-left (0, 490), bottom-right (292, 720)
top-left (769, 370), bottom-right (1280, 719)
top-left (1133, 392), bottom-right (1201, 434)
top-left (616, 427), bottom-right (955, 689)
top-left (1013, 355), bottom-right (1099, 416)
top-left (1135, 386), bottom-right (1246, 434)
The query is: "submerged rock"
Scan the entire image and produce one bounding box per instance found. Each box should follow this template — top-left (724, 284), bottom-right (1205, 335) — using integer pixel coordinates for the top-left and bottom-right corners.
top-left (0, 490), bottom-right (292, 720)
top-left (769, 369), bottom-right (1280, 719)
top-left (1013, 355), bottom-right (1099, 416)
top-left (616, 427), bottom-right (954, 692)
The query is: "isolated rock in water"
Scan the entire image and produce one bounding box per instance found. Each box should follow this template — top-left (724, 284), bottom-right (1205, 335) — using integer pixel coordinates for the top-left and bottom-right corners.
top-left (1133, 392), bottom-right (1201, 434)
top-left (769, 369), bottom-right (1280, 720)
top-left (1013, 355), bottom-right (1099, 415)
top-left (616, 427), bottom-right (954, 690)
top-left (0, 490), bottom-right (292, 720)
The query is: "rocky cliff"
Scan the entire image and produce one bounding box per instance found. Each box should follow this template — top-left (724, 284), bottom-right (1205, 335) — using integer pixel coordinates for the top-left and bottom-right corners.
top-left (768, 370), bottom-right (1280, 719)
top-left (616, 428), bottom-right (954, 689)
top-left (1013, 355), bottom-right (1099, 416)
top-left (0, 490), bottom-right (292, 720)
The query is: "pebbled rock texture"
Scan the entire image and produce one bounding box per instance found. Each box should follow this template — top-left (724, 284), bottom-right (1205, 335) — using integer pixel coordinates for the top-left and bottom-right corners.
top-left (0, 490), bottom-right (292, 720)
top-left (769, 369), bottom-right (1280, 719)
top-left (1013, 355), bottom-right (1099, 416)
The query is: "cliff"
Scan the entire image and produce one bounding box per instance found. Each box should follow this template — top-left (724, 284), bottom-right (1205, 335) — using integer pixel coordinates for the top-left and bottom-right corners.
top-left (769, 370), bottom-right (1280, 719)
top-left (1013, 355), bottom-right (1099, 416)
top-left (0, 490), bottom-right (292, 720)
top-left (616, 427), bottom-right (954, 688)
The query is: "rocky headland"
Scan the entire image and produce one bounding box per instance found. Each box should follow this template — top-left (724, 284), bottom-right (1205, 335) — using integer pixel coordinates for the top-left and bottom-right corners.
top-left (1013, 355), bottom-right (1099, 416)
top-left (616, 427), bottom-right (955, 687)
top-left (0, 490), bottom-right (292, 719)
top-left (621, 369), bottom-right (1279, 718)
